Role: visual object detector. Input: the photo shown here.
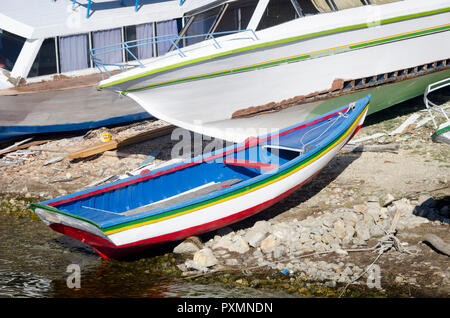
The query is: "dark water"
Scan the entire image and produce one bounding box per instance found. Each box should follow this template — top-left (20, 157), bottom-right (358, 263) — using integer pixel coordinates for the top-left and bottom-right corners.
top-left (0, 211), bottom-right (292, 298)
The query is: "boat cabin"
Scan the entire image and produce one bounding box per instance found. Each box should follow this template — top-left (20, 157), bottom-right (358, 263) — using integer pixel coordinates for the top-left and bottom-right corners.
top-left (177, 0), bottom-right (403, 46)
top-left (0, 0), bottom-right (402, 89)
top-left (0, 0), bottom-right (188, 89)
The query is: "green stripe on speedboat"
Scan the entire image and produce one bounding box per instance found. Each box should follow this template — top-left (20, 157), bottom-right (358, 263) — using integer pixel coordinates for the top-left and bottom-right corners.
top-left (98, 7), bottom-right (450, 90)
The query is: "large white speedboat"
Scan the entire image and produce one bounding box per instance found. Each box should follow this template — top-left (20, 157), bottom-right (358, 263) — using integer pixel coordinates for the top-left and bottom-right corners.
top-left (97, 0), bottom-right (450, 142)
top-left (0, 0), bottom-right (203, 141)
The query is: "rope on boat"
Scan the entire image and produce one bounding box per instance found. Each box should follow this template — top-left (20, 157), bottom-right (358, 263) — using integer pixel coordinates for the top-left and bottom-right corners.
top-left (298, 103), bottom-right (354, 154)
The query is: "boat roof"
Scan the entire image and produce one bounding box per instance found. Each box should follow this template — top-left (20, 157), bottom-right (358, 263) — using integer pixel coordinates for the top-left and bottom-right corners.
top-left (0, 0), bottom-right (194, 40)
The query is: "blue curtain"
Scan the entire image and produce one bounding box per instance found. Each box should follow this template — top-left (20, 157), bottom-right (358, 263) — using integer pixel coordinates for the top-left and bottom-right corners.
top-left (136, 23), bottom-right (154, 60)
top-left (59, 34), bottom-right (89, 73)
top-left (92, 28), bottom-right (123, 64)
top-left (156, 20), bottom-right (178, 56)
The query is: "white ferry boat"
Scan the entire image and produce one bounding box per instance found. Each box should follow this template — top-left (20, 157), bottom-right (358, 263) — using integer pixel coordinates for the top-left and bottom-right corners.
top-left (0, 0), bottom-right (196, 141)
top-left (96, 0), bottom-right (450, 142)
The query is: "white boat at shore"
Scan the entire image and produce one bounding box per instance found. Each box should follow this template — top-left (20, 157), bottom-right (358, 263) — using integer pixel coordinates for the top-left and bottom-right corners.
top-left (0, 0), bottom-right (207, 141)
top-left (97, 0), bottom-right (450, 142)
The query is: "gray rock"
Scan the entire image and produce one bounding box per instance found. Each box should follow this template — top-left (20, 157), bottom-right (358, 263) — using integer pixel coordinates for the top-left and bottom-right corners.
top-left (342, 225), bottom-right (355, 246)
top-left (251, 220), bottom-right (271, 235)
top-left (333, 219), bottom-right (346, 239)
top-left (244, 230), bottom-right (266, 248)
top-left (185, 259), bottom-right (209, 273)
top-left (193, 248), bottom-right (217, 267)
top-left (322, 217), bottom-right (335, 228)
top-left (228, 235), bottom-right (250, 254)
top-left (341, 211), bottom-right (359, 225)
top-left (355, 222), bottom-right (371, 241)
top-left (383, 193), bottom-right (395, 207)
top-left (225, 258), bottom-right (240, 266)
top-left (173, 241), bottom-right (200, 255)
top-left (273, 248), bottom-right (283, 259)
top-left (212, 234), bottom-right (249, 254)
top-left (260, 235), bottom-right (278, 254)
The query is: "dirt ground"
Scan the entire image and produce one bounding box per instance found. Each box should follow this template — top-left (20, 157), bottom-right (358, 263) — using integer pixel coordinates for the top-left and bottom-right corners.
top-left (0, 93), bottom-right (449, 297)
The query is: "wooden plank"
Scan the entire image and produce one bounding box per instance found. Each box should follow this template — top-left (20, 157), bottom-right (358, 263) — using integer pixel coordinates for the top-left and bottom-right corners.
top-left (66, 125), bottom-right (175, 160)
top-left (0, 138), bottom-right (34, 155)
top-left (0, 138), bottom-right (51, 156)
top-left (389, 114), bottom-right (420, 136)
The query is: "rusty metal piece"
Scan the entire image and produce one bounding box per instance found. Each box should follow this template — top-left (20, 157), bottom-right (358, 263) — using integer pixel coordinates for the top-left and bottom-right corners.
top-left (231, 59), bottom-right (450, 119)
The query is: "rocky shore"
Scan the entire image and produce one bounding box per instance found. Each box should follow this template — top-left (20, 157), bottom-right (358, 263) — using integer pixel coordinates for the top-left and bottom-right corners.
top-left (0, 96), bottom-right (449, 297)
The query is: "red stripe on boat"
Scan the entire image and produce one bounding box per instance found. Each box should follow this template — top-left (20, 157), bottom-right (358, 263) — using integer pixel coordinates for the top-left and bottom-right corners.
top-left (49, 169), bottom-right (322, 259)
top-left (223, 158), bottom-right (280, 170)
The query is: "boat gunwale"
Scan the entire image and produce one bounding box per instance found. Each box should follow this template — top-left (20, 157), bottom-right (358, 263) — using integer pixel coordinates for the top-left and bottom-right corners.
top-left (30, 95), bottom-right (370, 231)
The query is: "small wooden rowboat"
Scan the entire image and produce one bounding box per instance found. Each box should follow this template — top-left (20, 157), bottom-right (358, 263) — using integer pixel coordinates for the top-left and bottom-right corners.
top-left (31, 95), bottom-right (370, 259)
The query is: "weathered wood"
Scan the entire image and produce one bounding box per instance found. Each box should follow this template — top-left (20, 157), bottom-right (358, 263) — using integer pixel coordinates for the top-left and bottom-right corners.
top-left (29, 146), bottom-right (148, 159)
top-left (341, 144), bottom-right (400, 153)
top-left (0, 137), bottom-right (35, 155)
top-left (66, 125), bottom-right (175, 160)
top-left (389, 114), bottom-right (420, 136)
top-left (423, 234), bottom-right (450, 256)
top-left (43, 156), bottom-right (65, 166)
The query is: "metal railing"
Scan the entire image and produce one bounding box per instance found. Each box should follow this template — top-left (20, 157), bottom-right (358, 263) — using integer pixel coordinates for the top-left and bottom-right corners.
top-left (66, 0), bottom-right (186, 19)
top-left (424, 77), bottom-right (450, 129)
top-left (90, 29), bottom-right (259, 79)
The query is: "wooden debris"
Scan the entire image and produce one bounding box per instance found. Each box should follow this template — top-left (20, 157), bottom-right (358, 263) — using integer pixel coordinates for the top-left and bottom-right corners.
top-left (341, 144), bottom-right (400, 153)
top-left (0, 139), bottom-right (52, 157)
top-left (87, 175), bottom-right (118, 188)
top-left (43, 156), bottom-right (64, 166)
top-left (0, 137), bottom-right (34, 155)
top-left (348, 133), bottom-right (386, 144)
top-left (50, 176), bottom-right (82, 183)
top-left (389, 114), bottom-right (420, 136)
top-left (415, 117), bottom-right (433, 128)
top-left (66, 125), bottom-right (175, 160)
top-left (422, 234), bottom-right (450, 256)
top-left (138, 149), bottom-right (160, 169)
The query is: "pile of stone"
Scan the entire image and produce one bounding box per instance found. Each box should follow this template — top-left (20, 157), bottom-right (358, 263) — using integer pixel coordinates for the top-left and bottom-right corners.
top-left (174, 194), bottom-right (436, 285)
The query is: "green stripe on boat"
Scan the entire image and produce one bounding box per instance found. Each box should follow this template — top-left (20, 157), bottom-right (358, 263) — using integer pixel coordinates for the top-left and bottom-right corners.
top-left (97, 7), bottom-right (450, 90)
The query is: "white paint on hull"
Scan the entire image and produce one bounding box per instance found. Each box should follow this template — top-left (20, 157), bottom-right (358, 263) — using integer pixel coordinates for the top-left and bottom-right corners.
top-left (106, 109), bottom-right (367, 247)
top-left (126, 16), bottom-right (450, 141)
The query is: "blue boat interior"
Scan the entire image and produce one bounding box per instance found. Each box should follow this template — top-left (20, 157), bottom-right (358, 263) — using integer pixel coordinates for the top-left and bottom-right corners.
top-left (41, 96), bottom-right (369, 228)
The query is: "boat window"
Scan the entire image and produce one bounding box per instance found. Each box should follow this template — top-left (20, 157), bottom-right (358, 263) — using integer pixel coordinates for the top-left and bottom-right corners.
top-left (135, 23), bottom-right (154, 60)
top-left (308, 0), bottom-right (334, 12)
top-left (257, 0), bottom-right (299, 31)
top-left (124, 25), bottom-right (139, 62)
top-left (58, 34), bottom-right (90, 73)
top-left (156, 20), bottom-right (179, 56)
top-left (28, 38), bottom-right (57, 77)
top-left (92, 28), bottom-right (123, 64)
top-left (214, 0), bottom-right (259, 34)
top-left (185, 6), bottom-right (222, 46)
top-left (370, 0), bottom-right (402, 4)
top-left (332, 0), bottom-right (365, 10)
top-left (0, 29), bottom-right (26, 72)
